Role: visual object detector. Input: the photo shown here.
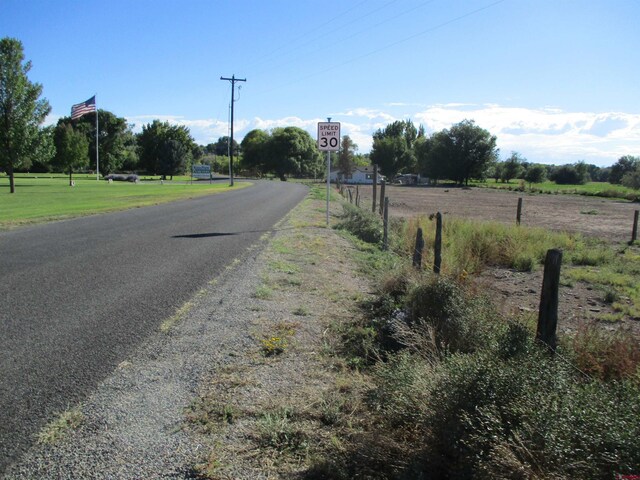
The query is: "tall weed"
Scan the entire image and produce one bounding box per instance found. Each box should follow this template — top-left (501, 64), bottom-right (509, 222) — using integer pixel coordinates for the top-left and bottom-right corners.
top-left (394, 215), bottom-right (577, 274)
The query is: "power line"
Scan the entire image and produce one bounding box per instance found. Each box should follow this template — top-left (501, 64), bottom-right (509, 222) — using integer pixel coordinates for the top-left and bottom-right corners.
top-left (251, 0), bottom-right (400, 76)
top-left (244, 0), bottom-right (373, 70)
top-left (254, 0), bottom-right (507, 97)
top-left (253, 0), bottom-right (438, 78)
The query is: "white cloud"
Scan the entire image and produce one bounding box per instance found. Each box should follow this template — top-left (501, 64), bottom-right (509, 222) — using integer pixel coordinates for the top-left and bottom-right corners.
top-left (124, 104), bottom-right (640, 166)
top-left (126, 115), bottom-right (229, 145)
top-left (414, 104), bottom-right (640, 165)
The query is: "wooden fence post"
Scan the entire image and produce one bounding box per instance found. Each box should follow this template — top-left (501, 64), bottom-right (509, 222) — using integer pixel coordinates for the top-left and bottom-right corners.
top-left (348, 188), bottom-right (353, 204)
top-left (434, 212), bottom-right (442, 274)
top-left (372, 165), bottom-right (378, 213)
top-left (536, 249), bottom-right (563, 351)
top-left (382, 197), bottom-right (389, 251)
top-left (631, 210), bottom-right (639, 244)
top-left (356, 185), bottom-right (360, 207)
top-left (379, 180), bottom-right (386, 216)
top-left (413, 227), bottom-right (424, 269)
top-left (516, 197), bottom-right (523, 226)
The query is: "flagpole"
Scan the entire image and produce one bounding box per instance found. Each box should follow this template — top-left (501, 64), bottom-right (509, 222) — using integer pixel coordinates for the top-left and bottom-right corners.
top-left (95, 94), bottom-right (99, 181)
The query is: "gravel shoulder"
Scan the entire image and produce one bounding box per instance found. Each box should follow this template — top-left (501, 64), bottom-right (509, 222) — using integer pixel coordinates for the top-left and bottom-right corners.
top-left (4, 188), bottom-right (369, 479)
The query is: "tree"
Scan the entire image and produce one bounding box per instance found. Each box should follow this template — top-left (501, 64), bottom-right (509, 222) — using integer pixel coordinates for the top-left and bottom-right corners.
top-left (416, 130), bottom-right (451, 183)
top-left (52, 124), bottom-right (89, 185)
top-left (158, 138), bottom-right (188, 179)
top-left (549, 163), bottom-right (589, 185)
top-left (337, 135), bottom-right (357, 180)
top-left (137, 120), bottom-right (195, 179)
top-left (370, 120), bottom-right (417, 178)
top-left (29, 125), bottom-right (56, 173)
top-left (446, 120), bottom-right (498, 185)
top-left (420, 120), bottom-right (498, 185)
top-left (0, 37), bottom-right (51, 193)
top-left (524, 164), bottom-right (547, 187)
top-left (57, 109), bottom-right (134, 175)
top-left (621, 168), bottom-right (640, 190)
top-left (213, 136), bottom-right (239, 157)
top-left (240, 129), bottom-right (270, 176)
top-left (609, 155), bottom-right (639, 184)
top-left (501, 152), bottom-right (525, 183)
top-left (265, 127), bottom-right (322, 181)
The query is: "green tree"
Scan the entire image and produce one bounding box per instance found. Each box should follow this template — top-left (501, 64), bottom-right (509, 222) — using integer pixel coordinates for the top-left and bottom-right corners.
top-left (265, 127), bottom-right (322, 181)
top-left (447, 120), bottom-right (498, 185)
top-left (501, 152), bottom-right (525, 183)
top-left (370, 120), bottom-right (417, 178)
top-left (137, 120), bottom-right (195, 179)
top-left (417, 130), bottom-right (452, 183)
top-left (213, 136), bottom-right (238, 156)
top-left (61, 110), bottom-right (133, 175)
top-left (523, 163), bottom-right (547, 186)
top-left (420, 120), bottom-right (498, 185)
top-left (337, 135), bottom-right (357, 181)
top-left (621, 167), bottom-right (640, 190)
top-left (29, 125), bottom-right (56, 173)
top-left (119, 129), bottom-right (140, 172)
top-left (609, 155), bottom-right (639, 184)
top-left (549, 163), bottom-right (589, 185)
top-left (52, 123), bottom-right (89, 185)
top-left (240, 129), bottom-right (270, 176)
top-left (489, 162), bottom-right (503, 183)
top-left (0, 37), bottom-right (51, 193)
top-left (158, 138), bottom-right (188, 179)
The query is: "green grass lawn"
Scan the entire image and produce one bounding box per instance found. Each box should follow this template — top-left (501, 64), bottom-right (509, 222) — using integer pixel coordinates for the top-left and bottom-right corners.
top-left (472, 180), bottom-right (638, 199)
top-left (1, 173), bottom-right (250, 229)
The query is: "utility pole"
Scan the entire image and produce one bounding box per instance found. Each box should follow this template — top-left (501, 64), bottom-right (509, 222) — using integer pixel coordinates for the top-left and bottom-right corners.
top-left (220, 74), bottom-right (246, 186)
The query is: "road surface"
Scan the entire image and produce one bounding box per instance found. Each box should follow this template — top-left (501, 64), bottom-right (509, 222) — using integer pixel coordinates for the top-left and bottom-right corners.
top-left (0, 181), bottom-right (307, 472)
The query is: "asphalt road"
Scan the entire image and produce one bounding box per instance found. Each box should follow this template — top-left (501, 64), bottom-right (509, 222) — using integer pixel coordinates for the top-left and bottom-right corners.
top-left (0, 180), bottom-right (308, 473)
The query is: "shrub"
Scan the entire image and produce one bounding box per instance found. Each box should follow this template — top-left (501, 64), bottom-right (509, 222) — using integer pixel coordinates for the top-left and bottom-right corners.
top-left (335, 203), bottom-right (383, 244)
top-left (570, 325), bottom-right (640, 381)
top-left (405, 275), bottom-right (494, 354)
top-left (425, 349), bottom-right (640, 479)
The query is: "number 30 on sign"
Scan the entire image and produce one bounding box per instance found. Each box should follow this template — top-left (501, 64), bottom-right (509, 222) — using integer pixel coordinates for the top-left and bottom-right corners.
top-left (317, 122), bottom-right (341, 151)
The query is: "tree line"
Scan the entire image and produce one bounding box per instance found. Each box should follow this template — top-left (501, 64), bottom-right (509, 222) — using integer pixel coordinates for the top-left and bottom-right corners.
top-left (363, 118), bottom-right (639, 189)
top-left (3, 36), bottom-right (639, 194)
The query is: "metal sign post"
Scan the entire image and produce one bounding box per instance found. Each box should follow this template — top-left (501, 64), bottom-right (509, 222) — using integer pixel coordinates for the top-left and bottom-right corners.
top-left (318, 119), bottom-right (341, 226)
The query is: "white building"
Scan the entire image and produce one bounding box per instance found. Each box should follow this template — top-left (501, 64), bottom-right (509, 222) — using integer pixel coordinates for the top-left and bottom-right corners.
top-left (329, 166), bottom-right (385, 184)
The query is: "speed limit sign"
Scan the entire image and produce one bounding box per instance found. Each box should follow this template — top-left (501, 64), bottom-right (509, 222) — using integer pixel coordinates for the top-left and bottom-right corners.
top-left (317, 122), bottom-right (341, 151)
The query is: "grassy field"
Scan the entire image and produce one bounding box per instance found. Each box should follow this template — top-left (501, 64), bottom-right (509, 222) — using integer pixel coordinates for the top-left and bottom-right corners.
top-left (0, 173), bottom-right (249, 229)
top-left (473, 179), bottom-right (639, 199)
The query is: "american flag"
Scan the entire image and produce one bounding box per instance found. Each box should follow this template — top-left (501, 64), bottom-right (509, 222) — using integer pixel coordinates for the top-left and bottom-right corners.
top-left (71, 96), bottom-right (96, 120)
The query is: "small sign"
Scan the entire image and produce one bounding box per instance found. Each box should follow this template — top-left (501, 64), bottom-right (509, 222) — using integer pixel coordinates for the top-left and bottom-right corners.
top-left (192, 164), bottom-right (211, 180)
top-left (317, 122), bottom-right (341, 151)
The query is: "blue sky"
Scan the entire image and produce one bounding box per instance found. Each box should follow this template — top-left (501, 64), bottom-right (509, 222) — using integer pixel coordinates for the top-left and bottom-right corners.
top-left (2, 0), bottom-right (639, 167)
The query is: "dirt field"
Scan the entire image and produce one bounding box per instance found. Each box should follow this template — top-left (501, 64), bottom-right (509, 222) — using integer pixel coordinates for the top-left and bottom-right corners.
top-left (346, 184), bottom-right (640, 335)
top-left (353, 184), bottom-right (639, 243)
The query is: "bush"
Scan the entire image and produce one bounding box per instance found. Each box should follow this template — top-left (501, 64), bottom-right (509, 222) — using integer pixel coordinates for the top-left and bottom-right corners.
top-left (425, 348), bottom-right (640, 479)
top-left (405, 276), bottom-right (494, 354)
top-left (335, 203), bottom-right (383, 244)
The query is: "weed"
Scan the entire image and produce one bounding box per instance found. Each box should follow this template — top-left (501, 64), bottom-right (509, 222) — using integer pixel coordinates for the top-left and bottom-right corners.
top-left (185, 397), bottom-right (238, 434)
top-left (570, 325), bottom-right (640, 381)
top-left (292, 306), bottom-right (310, 316)
top-left (160, 300), bottom-right (194, 333)
top-left (257, 408), bottom-right (308, 453)
top-left (260, 321), bottom-right (298, 356)
top-left (254, 284), bottom-right (274, 300)
top-left (261, 336), bottom-right (288, 356)
top-left (37, 407), bottom-right (84, 444)
top-left (269, 259), bottom-right (300, 274)
top-left (335, 203), bottom-right (382, 244)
